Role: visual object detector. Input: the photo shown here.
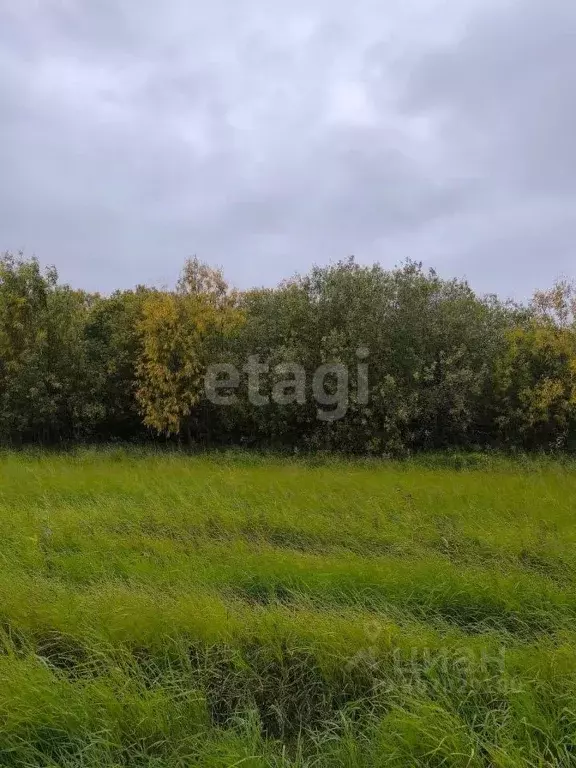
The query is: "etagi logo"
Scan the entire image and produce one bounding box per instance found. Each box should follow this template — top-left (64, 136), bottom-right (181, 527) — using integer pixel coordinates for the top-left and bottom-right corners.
top-left (205, 347), bottom-right (370, 422)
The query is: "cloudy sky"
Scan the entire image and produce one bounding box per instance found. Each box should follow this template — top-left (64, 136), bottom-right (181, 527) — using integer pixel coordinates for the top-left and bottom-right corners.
top-left (1, 0), bottom-right (574, 299)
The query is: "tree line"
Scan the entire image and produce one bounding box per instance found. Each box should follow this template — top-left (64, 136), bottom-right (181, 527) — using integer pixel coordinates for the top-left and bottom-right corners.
top-left (1, 250), bottom-right (576, 453)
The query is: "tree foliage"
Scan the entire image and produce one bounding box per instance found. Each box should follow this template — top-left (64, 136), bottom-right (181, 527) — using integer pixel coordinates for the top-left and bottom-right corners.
top-left (0, 250), bottom-right (574, 453)
top-left (135, 259), bottom-right (244, 439)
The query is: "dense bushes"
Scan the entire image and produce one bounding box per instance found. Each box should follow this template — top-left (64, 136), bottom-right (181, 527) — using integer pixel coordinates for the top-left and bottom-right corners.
top-left (1, 250), bottom-right (575, 453)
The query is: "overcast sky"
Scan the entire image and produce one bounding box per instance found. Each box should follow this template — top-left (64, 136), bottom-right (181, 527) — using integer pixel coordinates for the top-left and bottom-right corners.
top-left (1, 0), bottom-right (574, 300)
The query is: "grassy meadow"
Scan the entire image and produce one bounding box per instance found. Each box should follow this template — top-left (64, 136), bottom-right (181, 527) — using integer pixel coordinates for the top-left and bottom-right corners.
top-left (1, 449), bottom-right (576, 766)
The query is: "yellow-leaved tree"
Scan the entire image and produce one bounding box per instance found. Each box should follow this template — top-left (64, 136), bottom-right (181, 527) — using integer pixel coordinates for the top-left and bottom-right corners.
top-left (135, 258), bottom-right (244, 441)
top-left (493, 278), bottom-right (576, 447)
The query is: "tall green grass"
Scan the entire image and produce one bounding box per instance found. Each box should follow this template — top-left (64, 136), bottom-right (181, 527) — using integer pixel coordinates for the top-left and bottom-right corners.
top-left (1, 448), bottom-right (576, 765)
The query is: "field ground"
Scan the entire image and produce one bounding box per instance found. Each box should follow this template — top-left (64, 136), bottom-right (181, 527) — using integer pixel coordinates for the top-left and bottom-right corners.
top-left (1, 449), bottom-right (576, 766)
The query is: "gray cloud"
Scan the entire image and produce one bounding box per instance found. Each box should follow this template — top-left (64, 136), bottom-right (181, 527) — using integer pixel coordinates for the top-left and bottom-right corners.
top-left (0, 0), bottom-right (574, 298)
top-left (397, 0), bottom-right (576, 295)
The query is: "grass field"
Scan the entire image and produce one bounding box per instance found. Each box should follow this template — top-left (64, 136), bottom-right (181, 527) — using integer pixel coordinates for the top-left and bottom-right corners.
top-left (1, 449), bottom-right (576, 766)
